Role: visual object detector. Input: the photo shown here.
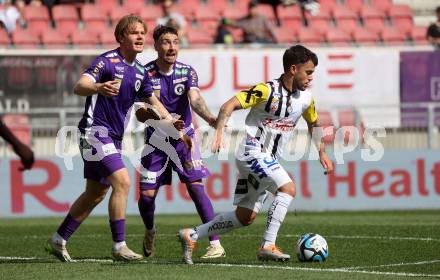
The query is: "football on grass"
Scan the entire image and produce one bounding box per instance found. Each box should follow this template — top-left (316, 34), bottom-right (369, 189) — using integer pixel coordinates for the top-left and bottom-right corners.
top-left (295, 233), bottom-right (328, 262)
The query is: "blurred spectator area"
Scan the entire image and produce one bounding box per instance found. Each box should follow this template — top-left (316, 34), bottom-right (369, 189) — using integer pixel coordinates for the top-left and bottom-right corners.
top-left (0, 0), bottom-right (437, 47)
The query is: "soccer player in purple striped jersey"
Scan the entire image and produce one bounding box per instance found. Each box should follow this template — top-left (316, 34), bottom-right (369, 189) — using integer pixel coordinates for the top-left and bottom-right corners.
top-left (45, 15), bottom-right (182, 262)
top-left (136, 25), bottom-right (225, 259)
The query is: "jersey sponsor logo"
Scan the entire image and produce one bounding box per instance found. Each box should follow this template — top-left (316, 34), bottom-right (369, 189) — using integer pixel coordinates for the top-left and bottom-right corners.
top-left (175, 68), bottom-right (189, 76)
top-left (115, 65), bottom-right (124, 73)
top-left (135, 64), bottom-right (145, 74)
top-left (115, 73), bottom-right (123, 79)
top-left (183, 159), bottom-right (204, 171)
top-left (173, 77), bottom-right (188, 84)
top-left (136, 74), bottom-right (144, 79)
top-left (263, 157), bottom-right (280, 171)
top-left (92, 60), bottom-right (105, 76)
top-left (105, 52), bottom-right (117, 58)
top-left (109, 58), bottom-right (120, 63)
top-left (153, 89), bottom-right (160, 97)
top-left (247, 158), bottom-right (267, 179)
top-left (135, 80), bottom-right (141, 91)
top-left (174, 83), bottom-right (185, 95)
top-left (208, 220), bottom-right (233, 232)
top-left (140, 171), bottom-right (157, 184)
top-left (262, 118), bottom-right (295, 131)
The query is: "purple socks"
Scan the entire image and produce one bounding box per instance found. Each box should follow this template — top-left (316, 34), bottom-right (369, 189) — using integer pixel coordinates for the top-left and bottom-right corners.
top-left (109, 219), bottom-right (125, 242)
top-left (187, 183), bottom-right (219, 242)
top-left (138, 195), bottom-right (156, 230)
top-left (56, 214), bottom-right (81, 241)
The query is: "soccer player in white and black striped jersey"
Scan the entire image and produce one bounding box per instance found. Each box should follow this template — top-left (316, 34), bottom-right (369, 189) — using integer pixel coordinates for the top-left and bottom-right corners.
top-left (178, 45), bottom-right (333, 264)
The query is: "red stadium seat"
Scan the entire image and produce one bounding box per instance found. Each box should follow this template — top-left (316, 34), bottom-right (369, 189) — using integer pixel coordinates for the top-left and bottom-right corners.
top-left (53, 5), bottom-right (79, 36)
top-left (333, 6), bottom-right (357, 21)
top-left (141, 4), bottom-right (164, 21)
top-left (410, 26), bottom-right (428, 45)
top-left (36, 65), bottom-right (57, 91)
top-left (11, 28), bottom-right (40, 47)
top-left (194, 4), bottom-right (221, 25)
top-left (318, 0), bottom-right (337, 11)
top-left (40, 28), bottom-right (69, 48)
top-left (381, 26), bottom-right (407, 45)
top-left (173, 0), bottom-right (200, 18)
top-left (317, 110), bottom-right (335, 145)
top-left (277, 5), bottom-right (301, 29)
top-left (81, 4), bottom-right (108, 29)
top-left (345, 0), bottom-right (364, 14)
top-left (272, 26), bottom-right (295, 43)
top-left (6, 64), bottom-right (33, 90)
top-left (360, 6), bottom-right (386, 34)
top-left (2, 114), bottom-right (31, 146)
top-left (352, 27), bottom-right (379, 45)
top-left (370, 0), bottom-right (392, 13)
top-left (389, 5), bottom-right (413, 36)
top-left (22, 5), bottom-right (51, 32)
top-left (100, 29), bottom-right (118, 47)
top-left (95, 0), bottom-right (119, 18)
top-left (120, 1), bottom-right (146, 15)
top-left (0, 29), bottom-right (10, 46)
top-left (254, 4), bottom-right (276, 21)
top-left (187, 26), bottom-right (214, 45)
top-left (305, 7), bottom-right (331, 35)
top-left (71, 29), bottom-right (99, 47)
top-left (325, 27), bottom-right (352, 46)
top-left (296, 27), bottom-right (322, 45)
top-left (206, 0), bottom-right (229, 15)
top-left (336, 18), bottom-right (358, 34)
top-left (223, 5), bottom-right (247, 20)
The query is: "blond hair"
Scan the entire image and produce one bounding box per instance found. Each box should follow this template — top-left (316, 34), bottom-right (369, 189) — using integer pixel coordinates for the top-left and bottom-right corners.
top-left (114, 14), bottom-right (147, 43)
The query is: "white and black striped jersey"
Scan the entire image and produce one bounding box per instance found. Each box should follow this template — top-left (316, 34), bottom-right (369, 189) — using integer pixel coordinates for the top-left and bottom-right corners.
top-left (235, 75), bottom-right (318, 159)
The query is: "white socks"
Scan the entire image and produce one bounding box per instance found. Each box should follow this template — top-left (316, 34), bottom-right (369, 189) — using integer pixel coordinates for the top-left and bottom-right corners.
top-left (52, 232), bottom-right (66, 245)
top-left (262, 192), bottom-right (293, 247)
top-left (113, 241), bottom-right (126, 251)
top-left (209, 240), bottom-right (221, 246)
top-left (193, 211), bottom-right (243, 240)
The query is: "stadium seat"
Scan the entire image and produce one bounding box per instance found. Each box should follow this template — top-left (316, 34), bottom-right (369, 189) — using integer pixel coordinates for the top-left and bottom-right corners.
top-left (22, 5), bottom-right (51, 32)
top-left (206, 0), bottom-right (229, 15)
top-left (380, 26), bottom-right (407, 45)
top-left (345, 0), bottom-right (364, 14)
top-left (141, 4), bottom-right (164, 21)
top-left (95, 0), bottom-right (119, 18)
top-left (296, 27), bottom-right (322, 45)
top-left (277, 4), bottom-right (301, 28)
top-left (81, 4), bottom-right (109, 31)
top-left (337, 109), bottom-right (364, 145)
top-left (36, 65), bottom-right (57, 91)
top-left (223, 5), bottom-right (247, 20)
top-left (40, 29), bottom-right (69, 48)
top-left (109, 6), bottom-right (132, 25)
top-left (170, 0), bottom-right (196, 19)
top-left (11, 28), bottom-right (40, 47)
top-left (255, 4), bottom-right (276, 21)
top-left (2, 114), bottom-right (31, 146)
top-left (352, 27), bottom-right (379, 45)
top-left (410, 25), bottom-right (428, 45)
top-left (317, 110), bottom-right (335, 145)
top-left (305, 7), bottom-right (331, 35)
top-left (360, 5), bottom-right (386, 34)
top-left (194, 4), bottom-right (221, 26)
top-left (325, 27), bottom-right (352, 46)
top-left (0, 29), bottom-right (10, 46)
top-left (53, 5), bottom-right (79, 37)
top-left (272, 26), bottom-right (295, 44)
top-left (318, 0), bottom-right (337, 11)
top-left (389, 5), bottom-right (413, 36)
top-left (370, 0), bottom-right (392, 13)
top-left (336, 18), bottom-right (358, 34)
top-left (187, 26), bottom-right (214, 45)
top-left (6, 65), bottom-right (33, 90)
top-left (71, 29), bottom-right (99, 47)
top-left (100, 29), bottom-right (118, 47)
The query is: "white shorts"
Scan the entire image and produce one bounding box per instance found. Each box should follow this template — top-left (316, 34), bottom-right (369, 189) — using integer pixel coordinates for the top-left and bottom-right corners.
top-left (233, 153), bottom-right (292, 213)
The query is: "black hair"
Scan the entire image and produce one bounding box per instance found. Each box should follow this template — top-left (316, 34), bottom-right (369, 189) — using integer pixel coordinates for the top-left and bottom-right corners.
top-left (282, 45), bottom-right (318, 72)
top-left (153, 25), bottom-right (179, 42)
top-left (436, 6), bottom-right (440, 13)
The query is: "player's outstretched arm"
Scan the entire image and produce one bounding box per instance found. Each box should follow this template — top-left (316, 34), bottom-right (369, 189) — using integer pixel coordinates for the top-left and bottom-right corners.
top-left (188, 89), bottom-right (216, 127)
top-left (212, 96), bottom-right (243, 153)
top-left (73, 75), bottom-right (119, 97)
top-left (142, 95), bottom-right (185, 130)
top-left (0, 119), bottom-right (34, 170)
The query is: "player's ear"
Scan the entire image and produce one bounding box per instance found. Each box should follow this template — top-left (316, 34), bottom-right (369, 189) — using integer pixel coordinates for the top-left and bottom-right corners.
top-left (290, 64), bottom-right (297, 75)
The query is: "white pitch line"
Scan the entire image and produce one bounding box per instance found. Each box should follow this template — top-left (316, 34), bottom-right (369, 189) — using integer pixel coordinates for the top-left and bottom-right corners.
top-left (345, 259), bottom-right (440, 270)
top-left (1, 256), bottom-right (439, 278)
top-left (3, 233), bottom-right (439, 242)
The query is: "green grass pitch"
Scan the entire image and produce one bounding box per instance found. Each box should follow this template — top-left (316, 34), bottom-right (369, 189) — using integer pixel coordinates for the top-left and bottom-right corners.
top-left (0, 210), bottom-right (439, 280)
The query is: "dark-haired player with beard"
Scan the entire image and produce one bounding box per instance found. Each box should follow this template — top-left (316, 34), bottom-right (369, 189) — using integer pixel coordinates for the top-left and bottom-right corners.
top-left (136, 25), bottom-right (225, 260)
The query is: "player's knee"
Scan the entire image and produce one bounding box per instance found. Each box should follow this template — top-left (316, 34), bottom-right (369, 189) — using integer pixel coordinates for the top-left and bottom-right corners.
top-left (278, 182), bottom-right (296, 197)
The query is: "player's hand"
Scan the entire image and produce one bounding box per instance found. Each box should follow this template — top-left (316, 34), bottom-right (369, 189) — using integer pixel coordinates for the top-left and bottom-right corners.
top-left (13, 143), bottom-right (34, 171)
top-left (96, 80), bottom-right (119, 97)
top-left (211, 130), bottom-right (224, 153)
top-left (173, 119), bottom-right (185, 130)
top-left (319, 151), bottom-right (333, 175)
top-left (181, 134), bottom-right (192, 150)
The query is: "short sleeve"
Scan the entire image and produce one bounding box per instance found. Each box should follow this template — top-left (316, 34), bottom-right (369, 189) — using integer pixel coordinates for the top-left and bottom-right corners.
top-left (235, 83), bottom-right (270, 109)
top-left (83, 56), bottom-right (108, 83)
top-left (137, 74), bottom-right (153, 101)
top-left (188, 66), bottom-right (199, 89)
top-left (302, 97), bottom-right (318, 124)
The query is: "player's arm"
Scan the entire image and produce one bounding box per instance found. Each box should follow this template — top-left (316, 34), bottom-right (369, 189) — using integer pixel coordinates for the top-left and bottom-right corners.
top-left (73, 75), bottom-right (119, 97)
top-left (303, 99), bottom-right (333, 174)
top-left (0, 118), bottom-right (34, 170)
top-left (188, 88), bottom-right (216, 127)
top-left (136, 95), bottom-right (184, 130)
top-left (211, 96), bottom-right (243, 153)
